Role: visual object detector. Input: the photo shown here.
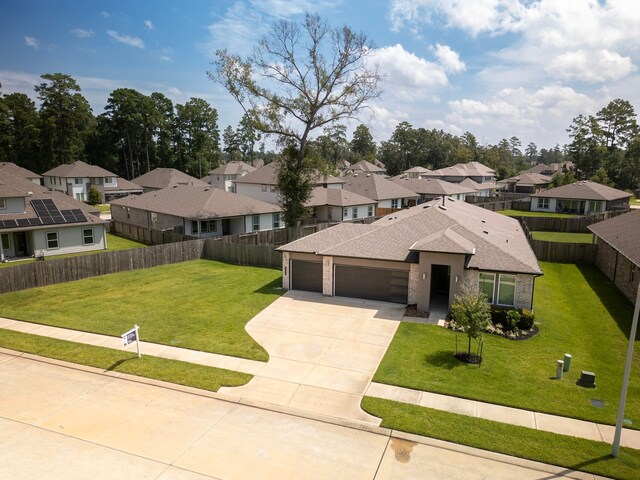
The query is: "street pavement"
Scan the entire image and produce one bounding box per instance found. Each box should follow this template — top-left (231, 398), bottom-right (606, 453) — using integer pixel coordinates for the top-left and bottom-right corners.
top-left (0, 351), bottom-right (602, 480)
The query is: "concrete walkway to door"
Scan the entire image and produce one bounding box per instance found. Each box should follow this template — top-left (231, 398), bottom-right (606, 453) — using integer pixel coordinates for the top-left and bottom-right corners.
top-left (219, 291), bottom-right (405, 423)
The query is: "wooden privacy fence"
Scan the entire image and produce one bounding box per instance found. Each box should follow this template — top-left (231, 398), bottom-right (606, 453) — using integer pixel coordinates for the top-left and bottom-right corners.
top-left (0, 240), bottom-right (206, 294)
top-left (111, 220), bottom-right (196, 244)
top-left (529, 240), bottom-right (596, 264)
top-left (203, 239), bottom-right (281, 269)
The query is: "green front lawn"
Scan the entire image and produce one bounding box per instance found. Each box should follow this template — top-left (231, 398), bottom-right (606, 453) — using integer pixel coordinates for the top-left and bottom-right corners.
top-left (95, 204), bottom-right (111, 213)
top-left (0, 260), bottom-right (283, 361)
top-left (531, 231), bottom-right (594, 243)
top-left (363, 397), bottom-right (640, 480)
top-left (372, 262), bottom-right (639, 427)
top-left (499, 209), bottom-right (580, 218)
top-left (0, 329), bottom-right (251, 391)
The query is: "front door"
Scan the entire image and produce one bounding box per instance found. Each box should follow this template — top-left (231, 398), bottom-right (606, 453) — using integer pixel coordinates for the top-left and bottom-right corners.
top-left (430, 264), bottom-right (451, 307)
top-left (14, 232), bottom-right (27, 256)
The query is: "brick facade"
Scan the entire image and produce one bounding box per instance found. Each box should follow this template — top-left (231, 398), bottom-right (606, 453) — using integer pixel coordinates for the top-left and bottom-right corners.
top-left (407, 264), bottom-right (420, 304)
top-left (322, 256), bottom-right (334, 296)
top-left (595, 239), bottom-right (639, 304)
top-left (282, 251), bottom-right (290, 289)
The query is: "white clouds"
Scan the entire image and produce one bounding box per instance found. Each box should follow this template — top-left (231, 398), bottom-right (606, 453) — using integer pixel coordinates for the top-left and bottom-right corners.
top-left (547, 50), bottom-right (636, 83)
top-left (71, 28), bottom-right (94, 39)
top-left (202, 2), bottom-right (267, 56)
top-left (431, 44), bottom-right (465, 74)
top-left (369, 44), bottom-right (449, 98)
top-left (100, 11), bottom-right (110, 18)
top-left (160, 55), bottom-right (172, 62)
top-left (144, 20), bottom-right (154, 30)
top-left (24, 36), bottom-right (39, 49)
top-left (107, 30), bottom-right (145, 49)
top-left (250, 0), bottom-right (343, 17)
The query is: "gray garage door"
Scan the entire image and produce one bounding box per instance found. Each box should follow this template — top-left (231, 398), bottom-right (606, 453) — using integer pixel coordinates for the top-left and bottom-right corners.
top-left (334, 265), bottom-right (408, 304)
top-left (291, 260), bottom-right (323, 293)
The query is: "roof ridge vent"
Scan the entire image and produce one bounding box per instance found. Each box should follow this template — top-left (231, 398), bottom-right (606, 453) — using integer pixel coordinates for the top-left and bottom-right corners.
top-left (438, 205), bottom-right (447, 210)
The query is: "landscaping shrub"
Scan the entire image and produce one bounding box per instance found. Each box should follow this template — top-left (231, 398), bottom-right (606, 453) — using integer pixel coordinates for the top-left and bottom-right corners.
top-left (490, 306), bottom-right (535, 331)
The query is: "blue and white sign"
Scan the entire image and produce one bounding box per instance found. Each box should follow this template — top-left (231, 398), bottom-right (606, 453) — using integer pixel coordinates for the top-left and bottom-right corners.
top-left (121, 325), bottom-right (141, 358)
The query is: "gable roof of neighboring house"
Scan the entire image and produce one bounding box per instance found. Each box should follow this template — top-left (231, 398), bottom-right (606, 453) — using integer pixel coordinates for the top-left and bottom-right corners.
top-left (234, 162), bottom-right (345, 186)
top-left (0, 171), bottom-right (104, 232)
top-left (459, 178), bottom-right (490, 191)
top-left (588, 209), bottom-right (640, 266)
top-left (279, 198), bottom-right (542, 274)
top-left (427, 162), bottom-right (495, 178)
top-left (111, 185), bottom-right (281, 219)
top-left (342, 174), bottom-right (418, 202)
top-left (306, 187), bottom-right (376, 208)
top-left (208, 161), bottom-right (256, 176)
top-left (42, 160), bottom-right (115, 178)
top-left (404, 166), bottom-right (432, 175)
top-left (502, 172), bottom-right (553, 186)
top-left (132, 168), bottom-right (208, 190)
top-left (105, 177), bottom-right (143, 192)
top-left (350, 159), bottom-right (385, 174)
top-left (522, 162), bottom-right (574, 176)
top-left (530, 181), bottom-right (632, 201)
top-left (391, 177), bottom-right (475, 196)
top-left (0, 162), bottom-right (42, 180)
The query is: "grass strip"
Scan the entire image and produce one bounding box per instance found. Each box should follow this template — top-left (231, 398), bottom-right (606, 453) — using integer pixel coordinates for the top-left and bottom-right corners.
top-left (362, 397), bottom-right (640, 480)
top-left (531, 231), bottom-right (594, 243)
top-left (499, 209), bottom-right (580, 218)
top-left (0, 328), bottom-right (251, 391)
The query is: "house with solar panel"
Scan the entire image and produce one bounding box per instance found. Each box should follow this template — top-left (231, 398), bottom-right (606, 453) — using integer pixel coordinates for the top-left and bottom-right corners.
top-left (0, 171), bottom-right (107, 261)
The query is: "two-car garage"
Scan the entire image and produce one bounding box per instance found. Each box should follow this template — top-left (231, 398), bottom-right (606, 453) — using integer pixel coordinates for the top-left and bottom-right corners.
top-left (289, 256), bottom-right (409, 304)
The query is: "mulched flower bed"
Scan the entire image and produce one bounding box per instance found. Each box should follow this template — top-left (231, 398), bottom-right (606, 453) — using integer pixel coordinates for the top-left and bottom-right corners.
top-left (404, 304), bottom-right (430, 318)
top-left (454, 352), bottom-right (482, 364)
top-left (445, 320), bottom-right (539, 341)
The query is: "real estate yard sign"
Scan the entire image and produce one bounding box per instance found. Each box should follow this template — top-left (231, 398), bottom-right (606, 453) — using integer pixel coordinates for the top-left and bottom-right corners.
top-left (121, 325), bottom-right (141, 358)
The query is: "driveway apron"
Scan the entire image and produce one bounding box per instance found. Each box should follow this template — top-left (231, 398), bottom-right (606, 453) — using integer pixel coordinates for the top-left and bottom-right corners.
top-left (219, 290), bottom-right (405, 424)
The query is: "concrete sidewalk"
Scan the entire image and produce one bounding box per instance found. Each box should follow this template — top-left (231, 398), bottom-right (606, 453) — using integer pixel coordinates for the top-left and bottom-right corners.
top-left (1, 304), bottom-right (639, 450)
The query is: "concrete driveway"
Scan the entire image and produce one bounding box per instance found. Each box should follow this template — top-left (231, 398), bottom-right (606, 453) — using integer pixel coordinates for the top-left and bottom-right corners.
top-left (219, 290), bottom-right (405, 424)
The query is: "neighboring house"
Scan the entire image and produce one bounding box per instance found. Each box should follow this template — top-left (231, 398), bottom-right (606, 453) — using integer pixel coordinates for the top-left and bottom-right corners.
top-left (0, 162), bottom-right (42, 185)
top-left (42, 161), bottom-right (142, 202)
top-left (422, 162), bottom-right (496, 190)
top-left (498, 173), bottom-right (553, 194)
top-left (530, 181), bottom-right (631, 214)
top-left (458, 178), bottom-right (494, 197)
top-left (132, 168), bottom-right (208, 193)
top-left (208, 161), bottom-right (256, 193)
top-left (234, 162), bottom-right (345, 204)
top-left (0, 171), bottom-right (107, 261)
top-left (342, 174), bottom-right (418, 210)
top-left (348, 159), bottom-right (386, 176)
top-left (403, 166), bottom-right (433, 179)
top-left (111, 185), bottom-right (284, 237)
top-left (278, 197), bottom-right (542, 312)
top-left (306, 187), bottom-right (377, 222)
top-left (522, 162), bottom-right (574, 177)
top-left (588, 209), bottom-right (640, 304)
top-left (391, 177), bottom-right (475, 202)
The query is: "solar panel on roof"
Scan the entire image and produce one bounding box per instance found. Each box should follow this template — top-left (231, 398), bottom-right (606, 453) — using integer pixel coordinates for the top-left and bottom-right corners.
top-left (16, 218), bottom-right (30, 227)
top-left (28, 218), bottom-right (42, 226)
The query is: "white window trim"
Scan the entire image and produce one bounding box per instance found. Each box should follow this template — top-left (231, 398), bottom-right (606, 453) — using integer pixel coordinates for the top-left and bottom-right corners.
top-left (478, 272), bottom-right (496, 303)
top-left (46, 231), bottom-right (59, 250)
top-left (82, 228), bottom-right (94, 246)
top-left (252, 214), bottom-right (260, 232)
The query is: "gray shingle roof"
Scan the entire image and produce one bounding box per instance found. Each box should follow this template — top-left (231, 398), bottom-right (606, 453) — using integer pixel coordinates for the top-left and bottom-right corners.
top-left (503, 172), bottom-right (553, 185)
top-left (427, 162), bottom-right (495, 178)
top-left (391, 177), bottom-right (475, 196)
top-left (111, 185), bottom-right (281, 219)
top-left (234, 162), bottom-right (345, 186)
top-left (279, 198), bottom-right (542, 275)
top-left (530, 181), bottom-right (631, 201)
top-left (342, 175), bottom-right (419, 202)
top-left (42, 160), bottom-right (115, 178)
top-left (132, 168), bottom-right (208, 190)
top-left (350, 160), bottom-right (385, 173)
top-left (208, 161), bottom-right (256, 176)
top-left (588, 209), bottom-right (640, 266)
top-left (306, 187), bottom-right (376, 207)
top-left (0, 162), bottom-right (42, 180)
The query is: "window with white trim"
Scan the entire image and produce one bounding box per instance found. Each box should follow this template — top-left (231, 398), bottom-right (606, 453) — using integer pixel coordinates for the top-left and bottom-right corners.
top-left (537, 198), bottom-right (549, 209)
top-left (46, 232), bottom-right (59, 249)
top-left (343, 208), bottom-right (349, 218)
top-left (272, 213), bottom-right (281, 229)
top-left (75, 178), bottom-right (82, 184)
top-left (1, 233), bottom-right (10, 250)
top-left (0, 197), bottom-right (5, 209)
top-left (368, 205), bottom-right (373, 217)
top-left (497, 274), bottom-right (516, 306)
top-left (352, 207), bottom-right (358, 219)
top-left (82, 228), bottom-right (94, 245)
top-left (589, 200), bottom-right (602, 212)
top-left (391, 199), bottom-right (399, 209)
top-left (252, 214), bottom-right (260, 231)
top-left (478, 272), bottom-right (495, 302)
top-left (261, 184), bottom-right (267, 192)
top-left (150, 212), bottom-right (158, 228)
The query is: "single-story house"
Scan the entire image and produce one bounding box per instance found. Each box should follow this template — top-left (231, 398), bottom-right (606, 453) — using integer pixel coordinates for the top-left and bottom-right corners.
top-left (530, 181), bottom-right (631, 214)
top-left (132, 168), bottom-right (208, 193)
top-left (278, 197), bottom-right (542, 312)
top-left (588, 209), bottom-right (640, 304)
top-left (234, 162), bottom-right (345, 204)
top-left (391, 177), bottom-right (475, 202)
top-left (208, 161), bottom-right (256, 193)
top-left (458, 178), bottom-right (494, 197)
top-left (348, 159), bottom-right (386, 176)
top-left (42, 160), bottom-right (142, 202)
top-left (342, 174), bottom-right (419, 211)
top-left (111, 185), bottom-right (284, 237)
top-left (1, 171), bottom-right (107, 261)
top-left (306, 187), bottom-right (377, 222)
top-left (498, 172), bottom-right (553, 194)
top-left (0, 162), bottom-right (42, 185)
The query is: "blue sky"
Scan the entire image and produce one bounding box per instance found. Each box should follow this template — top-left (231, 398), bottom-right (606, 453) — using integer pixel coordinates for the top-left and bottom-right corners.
top-left (2, 0), bottom-right (639, 150)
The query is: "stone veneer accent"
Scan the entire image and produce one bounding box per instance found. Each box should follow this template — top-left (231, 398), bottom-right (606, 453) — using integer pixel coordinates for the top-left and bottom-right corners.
top-left (408, 263), bottom-right (420, 304)
top-left (322, 256), bottom-right (334, 296)
top-left (282, 251), bottom-right (290, 289)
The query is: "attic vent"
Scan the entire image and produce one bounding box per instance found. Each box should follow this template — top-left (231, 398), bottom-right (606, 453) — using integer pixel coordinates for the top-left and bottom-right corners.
top-left (481, 220), bottom-right (486, 223)
top-left (483, 230), bottom-right (489, 234)
top-left (438, 205), bottom-right (447, 211)
top-left (204, 188), bottom-right (210, 191)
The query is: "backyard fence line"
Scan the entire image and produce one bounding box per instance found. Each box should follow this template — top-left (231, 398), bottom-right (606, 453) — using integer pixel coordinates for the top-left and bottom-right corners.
top-left (202, 239), bottom-right (281, 269)
top-left (513, 209), bottom-right (629, 234)
top-left (528, 240), bottom-right (596, 264)
top-left (111, 220), bottom-right (197, 244)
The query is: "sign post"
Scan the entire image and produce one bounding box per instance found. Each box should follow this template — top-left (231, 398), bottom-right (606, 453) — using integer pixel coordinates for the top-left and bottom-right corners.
top-left (121, 325), bottom-right (141, 358)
